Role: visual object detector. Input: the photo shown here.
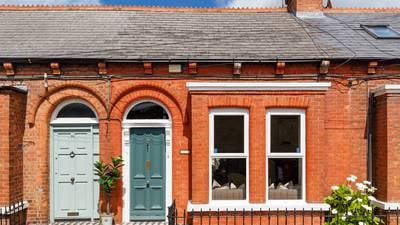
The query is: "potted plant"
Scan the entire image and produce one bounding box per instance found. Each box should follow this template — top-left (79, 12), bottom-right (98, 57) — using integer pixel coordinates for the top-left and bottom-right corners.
top-left (94, 156), bottom-right (123, 225)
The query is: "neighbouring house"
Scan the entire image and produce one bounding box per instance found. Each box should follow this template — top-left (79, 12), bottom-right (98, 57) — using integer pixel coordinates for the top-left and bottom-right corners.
top-left (0, 0), bottom-right (399, 224)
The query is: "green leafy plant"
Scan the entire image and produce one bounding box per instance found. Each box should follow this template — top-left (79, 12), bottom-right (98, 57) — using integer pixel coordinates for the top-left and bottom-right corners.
top-left (325, 175), bottom-right (383, 225)
top-left (94, 156), bottom-right (124, 215)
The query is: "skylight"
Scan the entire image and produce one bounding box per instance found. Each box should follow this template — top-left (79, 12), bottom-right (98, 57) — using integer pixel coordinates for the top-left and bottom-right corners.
top-left (361, 25), bottom-right (400, 39)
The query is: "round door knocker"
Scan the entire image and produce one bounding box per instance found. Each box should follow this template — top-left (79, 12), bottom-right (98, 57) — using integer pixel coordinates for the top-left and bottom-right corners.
top-left (69, 151), bottom-right (76, 158)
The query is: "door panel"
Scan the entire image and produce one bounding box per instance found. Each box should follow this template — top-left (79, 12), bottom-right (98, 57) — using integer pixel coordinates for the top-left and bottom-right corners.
top-left (130, 128), bottom-right (166, 220)
top-left (53, 128), bottom-right (96, 219)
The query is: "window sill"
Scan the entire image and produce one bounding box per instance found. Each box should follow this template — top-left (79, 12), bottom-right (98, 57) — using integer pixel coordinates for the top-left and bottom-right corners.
top-left (187, 201), bottom-right (330, 211)
top-left (372, 199), bottom-right (400, 210)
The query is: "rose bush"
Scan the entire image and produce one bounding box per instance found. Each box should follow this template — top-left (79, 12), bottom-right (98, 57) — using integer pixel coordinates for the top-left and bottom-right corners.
top-left (324, 175), bottom-right (383, 225)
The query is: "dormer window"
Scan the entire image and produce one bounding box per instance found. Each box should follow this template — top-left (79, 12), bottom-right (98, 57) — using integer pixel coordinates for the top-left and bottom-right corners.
top-left (362, 25), bottom-right (400, 39)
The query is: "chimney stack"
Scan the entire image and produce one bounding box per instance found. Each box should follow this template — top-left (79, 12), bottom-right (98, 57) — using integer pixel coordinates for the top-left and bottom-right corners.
top-left (287, 0), bottom-right (324, 17)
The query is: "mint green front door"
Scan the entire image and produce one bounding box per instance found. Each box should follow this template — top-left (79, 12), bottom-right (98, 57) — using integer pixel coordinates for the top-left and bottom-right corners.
top-left (130, 128), bottom-right (166, 220)
top-left (52, 127), bottom-right (99, 220)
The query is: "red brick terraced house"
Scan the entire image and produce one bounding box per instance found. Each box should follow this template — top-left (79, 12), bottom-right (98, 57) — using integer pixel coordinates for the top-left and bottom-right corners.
top-left (0, 0), bottom-right (400, 224)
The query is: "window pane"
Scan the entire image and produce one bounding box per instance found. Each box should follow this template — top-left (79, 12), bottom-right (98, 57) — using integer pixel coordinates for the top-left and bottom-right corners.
top-left (271, 115), bottom-right (300, 153)
top-left (57, 103), bottom-right (96, 118)
top-left (212, 158), bottom-right (246, 200)
top-left (127, 102), bottom-right (169, 119)
top-left (364, 26), bottom-right (400, 38)
top-left (268, 158), bottom-right (302, 200)
top-left (214, 115), bottom-right (244, 154)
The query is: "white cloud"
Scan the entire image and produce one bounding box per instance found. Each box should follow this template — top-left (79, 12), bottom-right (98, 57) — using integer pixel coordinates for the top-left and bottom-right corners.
top-left (0, 0), bottom-right (101, 5)
top-left (217, 0), bottom-right (400, 8)
top-left (217, 0), bottom-right (285, 8)
top-left (331, 0), bottom-right (400, 8)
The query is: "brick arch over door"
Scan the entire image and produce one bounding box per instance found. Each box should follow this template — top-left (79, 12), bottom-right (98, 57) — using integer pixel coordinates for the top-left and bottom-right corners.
top-left (27, 83), bottom-right (108, 124)
top-left (23, 87), bottom-right (108, 223)
top-left (110, 86), bottom-right (185, 125)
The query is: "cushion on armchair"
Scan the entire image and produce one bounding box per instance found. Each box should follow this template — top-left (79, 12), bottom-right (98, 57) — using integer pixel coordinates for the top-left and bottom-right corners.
top-left (212, 187), bottom-right (244, 200)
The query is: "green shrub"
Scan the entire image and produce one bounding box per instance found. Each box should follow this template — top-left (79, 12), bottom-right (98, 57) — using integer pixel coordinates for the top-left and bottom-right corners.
top-left (324, 175), bottom-right (383, 225)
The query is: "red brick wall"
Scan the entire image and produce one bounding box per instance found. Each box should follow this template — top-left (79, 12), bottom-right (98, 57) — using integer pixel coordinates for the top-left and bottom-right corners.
top-left (0, 89), bottom-right (26, 205)
top-left (374, 95), bottom-right (388, 201)
top-left (0, 93), bottom-right (11, 205)
top-left (374, 93), bottom-right (400, 202)
top-left (190, 211), bottom-right (325, 225)
top-left (288, 0), bottom-right (322, 13)
top-left (0, 60), bottom-right (397, 223)
top-left (191, 92), bottom-right (327, 203)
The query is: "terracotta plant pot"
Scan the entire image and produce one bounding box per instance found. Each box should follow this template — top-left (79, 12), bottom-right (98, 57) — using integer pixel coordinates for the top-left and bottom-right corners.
top-left (100, 213), bottom-right (114, 225)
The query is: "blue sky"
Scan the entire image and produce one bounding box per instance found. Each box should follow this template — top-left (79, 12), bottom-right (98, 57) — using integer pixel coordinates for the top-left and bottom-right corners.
top-left (0, 0), bottom-right (285, 8)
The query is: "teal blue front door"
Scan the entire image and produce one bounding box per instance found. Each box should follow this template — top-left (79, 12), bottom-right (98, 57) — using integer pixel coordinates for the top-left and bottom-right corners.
top-left (130, 128), bottom-right (166, 220)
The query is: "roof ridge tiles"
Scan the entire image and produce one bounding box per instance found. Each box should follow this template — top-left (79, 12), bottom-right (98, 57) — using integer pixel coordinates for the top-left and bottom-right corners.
top-left (324, 7), bottom-right (400, 13)
top-left (0, 4), bottom-right (287, 13)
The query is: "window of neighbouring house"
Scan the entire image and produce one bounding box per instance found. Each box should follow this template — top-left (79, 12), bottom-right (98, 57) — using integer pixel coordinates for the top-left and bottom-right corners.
top-left (210, 109), bottom-right (248, 201)
top-left (267, 109), bottom-right (305, 200)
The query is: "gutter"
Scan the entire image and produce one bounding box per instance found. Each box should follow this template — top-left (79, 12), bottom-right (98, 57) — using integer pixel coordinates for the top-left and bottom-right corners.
top-left (367, 92), bottom-right (375, 183)
top-left (0, 57), bottom-right (398, 64)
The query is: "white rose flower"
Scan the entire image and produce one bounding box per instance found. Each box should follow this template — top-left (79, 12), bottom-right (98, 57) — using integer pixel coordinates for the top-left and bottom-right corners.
top-left (347, 175), bottom-right (357, 183)
top-left (359, 222), bottom-right (366, 225)
top-left (341, 216), bottom-right (346, 221)
top-left (356, 183), bottom-right (367, 191)
top-left (368, 187), bottom-right (378, 193)
top-left (331, 185), bottom-right (339, 191)
top-left (345, 196), bottom-right (352, 201)
top-left (331, 208), bottom-right (338, 214)
top-left (368, 196), bottom-right (376, 201)
top-left (363, 180), bottom-right (371, 185)
top-left (347, 212), bottom-right (353, 216)
top-left (362, 205), bottom-right (372, 211)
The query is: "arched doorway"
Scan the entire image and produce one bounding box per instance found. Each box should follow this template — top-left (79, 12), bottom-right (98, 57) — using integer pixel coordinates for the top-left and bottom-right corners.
top-left (122, 100), bottom-right (172, 222)
top-left (50, 100), bottom-right (99, 222)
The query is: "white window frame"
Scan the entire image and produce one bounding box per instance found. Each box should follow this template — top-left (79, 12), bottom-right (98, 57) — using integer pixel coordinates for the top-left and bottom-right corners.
top-left (266, 108), bottom-right (306, 202)
top-left (209, 108), bottom-right (249, 203)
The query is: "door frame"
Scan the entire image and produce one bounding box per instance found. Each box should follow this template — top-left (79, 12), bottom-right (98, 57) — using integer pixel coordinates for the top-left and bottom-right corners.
top-left (49, 99), bottom-right (99, 222)
top-left (122, 100), bottom-right (172, 222)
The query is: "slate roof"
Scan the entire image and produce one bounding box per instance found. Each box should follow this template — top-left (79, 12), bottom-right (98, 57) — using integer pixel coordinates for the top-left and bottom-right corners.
top-left (301, 13), bottom-right (400, 59)
top-left (0, 9), bottom-right (399, 61)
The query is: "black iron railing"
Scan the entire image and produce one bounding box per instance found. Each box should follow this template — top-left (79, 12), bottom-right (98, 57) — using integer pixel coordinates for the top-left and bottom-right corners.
top-left (0, 200), bottom-right (28, 225)
top-left (167, 201), bottom-right (399, 225)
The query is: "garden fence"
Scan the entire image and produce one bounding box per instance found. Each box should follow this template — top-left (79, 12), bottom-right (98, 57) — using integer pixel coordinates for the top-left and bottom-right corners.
top-left (0, 200), bottom-right (28, 225)
top-left (168, 201), bottom-right (400, 225)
